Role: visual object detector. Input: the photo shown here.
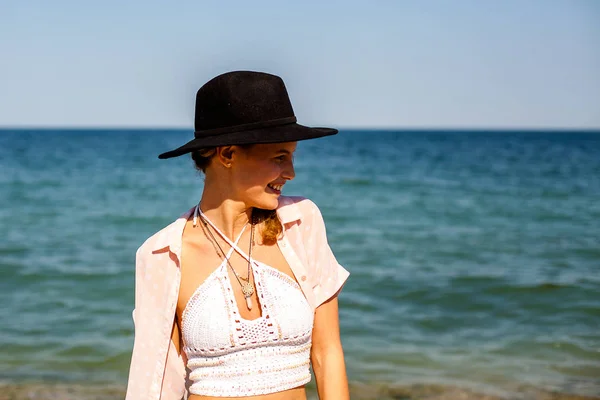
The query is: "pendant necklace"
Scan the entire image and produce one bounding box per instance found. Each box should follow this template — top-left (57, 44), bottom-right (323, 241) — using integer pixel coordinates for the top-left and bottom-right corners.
top-left (239, 221), bottom-right (255, 310)
top-left (197, 207), bottom-right (256, 310)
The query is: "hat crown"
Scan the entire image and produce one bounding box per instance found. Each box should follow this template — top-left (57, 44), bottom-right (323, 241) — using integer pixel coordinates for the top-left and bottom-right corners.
top-left (157, 70), bottom-right (337, 159)
top-left (194, 71), bottom-right (295, 135)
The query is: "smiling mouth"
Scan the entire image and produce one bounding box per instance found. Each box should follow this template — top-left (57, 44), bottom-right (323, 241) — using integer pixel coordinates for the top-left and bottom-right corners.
top-left (267, 183), bottom-right (284, 192)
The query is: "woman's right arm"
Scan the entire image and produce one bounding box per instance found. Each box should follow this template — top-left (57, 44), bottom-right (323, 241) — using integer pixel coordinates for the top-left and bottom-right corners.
top-left (171, 318), bottom-right (181, 355)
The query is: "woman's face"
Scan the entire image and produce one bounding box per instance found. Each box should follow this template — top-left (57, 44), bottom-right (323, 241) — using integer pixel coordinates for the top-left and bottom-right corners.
top-left (230, 141), bottom-right (297, 210)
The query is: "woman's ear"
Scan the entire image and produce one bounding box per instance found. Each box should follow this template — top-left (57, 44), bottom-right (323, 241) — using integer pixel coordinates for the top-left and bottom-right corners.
top-left (216, 146), bottom-right (235, 168)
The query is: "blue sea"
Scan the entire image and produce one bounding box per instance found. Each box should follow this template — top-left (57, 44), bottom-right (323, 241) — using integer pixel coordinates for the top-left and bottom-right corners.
top-left (1, 129), bottom-right (599, 399)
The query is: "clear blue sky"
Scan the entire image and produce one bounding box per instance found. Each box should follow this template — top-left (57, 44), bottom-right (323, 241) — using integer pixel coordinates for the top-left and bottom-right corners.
top-left (1, 0), bottom-right (599, 129)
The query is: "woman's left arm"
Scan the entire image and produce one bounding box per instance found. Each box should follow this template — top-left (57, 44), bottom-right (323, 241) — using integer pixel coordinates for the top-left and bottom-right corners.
top-left (310, 294), bottom-right (350, 400)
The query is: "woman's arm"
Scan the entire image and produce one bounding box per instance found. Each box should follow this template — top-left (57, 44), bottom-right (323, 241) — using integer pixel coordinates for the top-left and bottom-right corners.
top-left (160, 317), bottom-right (187, 400)
top-left (171, 318), bottom-right (181, 355)
top-left (310, 295), bottom-right (350, 400)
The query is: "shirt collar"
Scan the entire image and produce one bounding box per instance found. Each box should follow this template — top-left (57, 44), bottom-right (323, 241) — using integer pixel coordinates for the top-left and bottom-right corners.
top-left (275, 195), bottom-right (302, 224)
top-left (151, 196), bottom-right (302, 254)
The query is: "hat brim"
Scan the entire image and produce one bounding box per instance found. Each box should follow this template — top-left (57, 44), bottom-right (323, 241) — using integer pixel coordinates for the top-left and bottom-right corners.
top-left (158, 123), bottom-right (337, 159)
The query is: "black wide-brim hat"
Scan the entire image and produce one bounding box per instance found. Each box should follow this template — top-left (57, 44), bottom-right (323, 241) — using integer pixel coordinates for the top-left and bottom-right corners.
top-left (158, 71), bottom-right (338, 159)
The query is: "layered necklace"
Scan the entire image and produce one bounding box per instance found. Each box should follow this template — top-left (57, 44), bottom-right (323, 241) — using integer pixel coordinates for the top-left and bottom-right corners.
top-left (194, 206), bottom-right (257, 310)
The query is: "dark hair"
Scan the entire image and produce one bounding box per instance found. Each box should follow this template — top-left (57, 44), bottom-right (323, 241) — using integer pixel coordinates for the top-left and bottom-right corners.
top-left (191, 147), bottom-right (218, 173)
top-left (191, 147), bottom-right (283, 245)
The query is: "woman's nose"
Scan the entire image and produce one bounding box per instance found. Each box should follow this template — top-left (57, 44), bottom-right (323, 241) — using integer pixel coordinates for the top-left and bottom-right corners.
top-left (282, 161), bottom-right (295, 180)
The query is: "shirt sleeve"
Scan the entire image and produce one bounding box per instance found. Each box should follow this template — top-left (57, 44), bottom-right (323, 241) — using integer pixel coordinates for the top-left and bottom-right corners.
top-left (126, 244), bottom-right (186, 400)
top-left (304, 199), bottom-right (350, 308)
top-left (125, 246), bottom-right (147, 399)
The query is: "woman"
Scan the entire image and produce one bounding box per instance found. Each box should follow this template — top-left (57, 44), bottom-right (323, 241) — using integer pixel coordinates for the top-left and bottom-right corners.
top-left (126, 71), bottom-right (350, 400)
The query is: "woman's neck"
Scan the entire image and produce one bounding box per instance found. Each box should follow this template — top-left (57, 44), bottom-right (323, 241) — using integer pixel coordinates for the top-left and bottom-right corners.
top-left (198, 196), bottom-right (253, 240)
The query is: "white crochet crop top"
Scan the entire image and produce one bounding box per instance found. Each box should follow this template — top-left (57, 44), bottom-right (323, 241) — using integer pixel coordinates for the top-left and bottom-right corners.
top-left (181, 211), bottom-right (314, 397)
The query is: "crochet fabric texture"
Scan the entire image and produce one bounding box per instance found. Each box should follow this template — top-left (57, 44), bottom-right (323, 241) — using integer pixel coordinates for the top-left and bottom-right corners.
top-left (181, 217), bottom-right (314, 396)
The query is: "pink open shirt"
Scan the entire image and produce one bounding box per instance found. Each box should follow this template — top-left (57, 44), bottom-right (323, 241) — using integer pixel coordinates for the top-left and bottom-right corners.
top-left (125, 196), bottom-right (350, 400)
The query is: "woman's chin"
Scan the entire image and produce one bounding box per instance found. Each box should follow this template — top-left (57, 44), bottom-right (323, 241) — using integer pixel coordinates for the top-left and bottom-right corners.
top-left (252, 197), bottom-right (279, 211)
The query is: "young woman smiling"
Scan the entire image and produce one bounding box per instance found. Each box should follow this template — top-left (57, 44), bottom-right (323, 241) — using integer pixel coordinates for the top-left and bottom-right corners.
top-left (126, 71), bottom-right (350, 400)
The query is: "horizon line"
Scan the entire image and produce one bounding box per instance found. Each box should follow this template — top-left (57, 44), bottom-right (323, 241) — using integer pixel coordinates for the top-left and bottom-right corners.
top-left (1, 126), bottom-right (599, 133)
